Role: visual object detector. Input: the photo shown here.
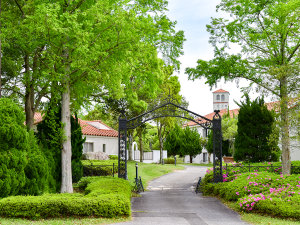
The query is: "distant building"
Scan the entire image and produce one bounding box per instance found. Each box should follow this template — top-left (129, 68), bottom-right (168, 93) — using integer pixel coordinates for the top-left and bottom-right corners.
top-left (213, 89), bottom-right (229, 111)
top-left (185, 90), bottom-right (300, 162)
top-left (34, 113), bottom-right (119, 156)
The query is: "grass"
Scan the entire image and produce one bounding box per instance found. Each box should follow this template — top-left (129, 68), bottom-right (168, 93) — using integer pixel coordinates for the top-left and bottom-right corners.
top-left (127, 161), bottom-right (184, 188)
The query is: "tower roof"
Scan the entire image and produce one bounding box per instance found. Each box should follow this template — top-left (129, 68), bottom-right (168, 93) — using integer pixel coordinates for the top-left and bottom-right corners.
top-left (213, 89), bottom-right (229, 93)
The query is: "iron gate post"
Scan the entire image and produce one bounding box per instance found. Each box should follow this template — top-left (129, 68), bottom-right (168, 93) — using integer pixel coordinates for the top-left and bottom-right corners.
top-left (213, 110), bottom-right (223, 183)
top-left (118, 115), bottom-right (128, 179)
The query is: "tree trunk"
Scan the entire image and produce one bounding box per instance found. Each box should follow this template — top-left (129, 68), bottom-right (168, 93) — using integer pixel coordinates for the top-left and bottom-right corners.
top-left (208, 153), bottom-right (211, 163)
top-left (138, 128), bottom-right (143, 163)
top-left (61, 78), bottom-right (73, 193)
top-left (24, 54), bottom-right (35, 130)
top-left (190, 155), bottom-right (193, 163)
top-left (280, 77), bottom-right (291, 175)
top-left (157, 123), bottom-right (163, 164)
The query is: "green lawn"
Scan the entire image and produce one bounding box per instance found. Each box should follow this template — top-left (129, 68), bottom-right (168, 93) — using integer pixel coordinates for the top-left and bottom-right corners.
top-left (127, 161), bottom-right (184, 188)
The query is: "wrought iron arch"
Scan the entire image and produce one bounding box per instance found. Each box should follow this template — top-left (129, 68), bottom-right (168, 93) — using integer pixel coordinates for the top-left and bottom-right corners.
top-left (118, 96), bottom-right (222, 182)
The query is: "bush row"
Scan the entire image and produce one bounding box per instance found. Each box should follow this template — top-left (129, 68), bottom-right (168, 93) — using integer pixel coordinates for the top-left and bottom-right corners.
top-left (201, 170), bottom-right (300, 219)
top-left (223, 161), bottom-right (300, 175)
top-left (0, 177), bottom-right (131, 219)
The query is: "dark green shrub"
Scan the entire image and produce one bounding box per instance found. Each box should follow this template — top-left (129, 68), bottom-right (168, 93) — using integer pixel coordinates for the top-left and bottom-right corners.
top-left (0, 98), bottom-right (49, 197)
top-left (109, 155), bottom-right (118, 160)
top-left (0, 177), bottom-right (131, 219)
top-left (71, 114), bottom-right (85, 183)
top-left (83, 165), bottom-right (115, 176)
top-left (234, 96), bottom-right (280, 162)
top-left (37, 102), bottom-right (85, 190)
top-left (163, 158), bottom-right (175, 164)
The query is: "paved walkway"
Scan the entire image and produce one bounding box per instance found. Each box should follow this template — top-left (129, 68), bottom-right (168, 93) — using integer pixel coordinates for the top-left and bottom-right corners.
top-left (114, 166), bottom-right (248, 225)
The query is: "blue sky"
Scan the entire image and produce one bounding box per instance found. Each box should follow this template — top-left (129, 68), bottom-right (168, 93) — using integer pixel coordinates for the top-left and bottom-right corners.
top-left (165, 0), bottom-right (268, 115)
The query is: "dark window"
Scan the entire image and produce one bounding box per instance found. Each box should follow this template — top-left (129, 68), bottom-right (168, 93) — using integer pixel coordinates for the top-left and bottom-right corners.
top-left (221, 94), bottom-right (225, 101)
top-left (103, 144), bottom-right (106, 153)
top-left (216, 95), bottom-right (220, 100)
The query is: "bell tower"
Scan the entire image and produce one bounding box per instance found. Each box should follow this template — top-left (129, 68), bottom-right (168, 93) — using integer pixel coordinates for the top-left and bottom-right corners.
top-left (213, 89), bottom-right (229, 111)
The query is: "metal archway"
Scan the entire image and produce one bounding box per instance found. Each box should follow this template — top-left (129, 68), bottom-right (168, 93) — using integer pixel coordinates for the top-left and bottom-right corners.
top-left (118, 96), bottom-right (223, 182)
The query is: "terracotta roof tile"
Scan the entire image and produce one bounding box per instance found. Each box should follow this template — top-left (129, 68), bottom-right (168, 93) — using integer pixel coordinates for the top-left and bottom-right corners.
top-left (33, 113), bottom-right (118, 137)
top-left (34, 112), bottom-right (43, 125)
top-left (78, 119), bottom-right (118, 137)
top-left (185, 99), bottom-right (294, 127)
top-left (213, 89), bottom-right (229, 93)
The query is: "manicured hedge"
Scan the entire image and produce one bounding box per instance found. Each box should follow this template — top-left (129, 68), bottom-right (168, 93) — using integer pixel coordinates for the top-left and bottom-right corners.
top-left (163, 158), bottom-right (175, 164)
top-left (224, 161), bottom-right (300, 175)
top-left (82, 160), bottom-right (118, 177)
top-left (201, 170), bottom-right (300, 219)
top-left (0, 177), bottom-right (131, 219)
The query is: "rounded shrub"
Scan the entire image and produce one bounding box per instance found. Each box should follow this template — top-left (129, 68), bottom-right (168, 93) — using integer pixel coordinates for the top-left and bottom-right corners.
top-left (0, 98), bottom-right (49, 197)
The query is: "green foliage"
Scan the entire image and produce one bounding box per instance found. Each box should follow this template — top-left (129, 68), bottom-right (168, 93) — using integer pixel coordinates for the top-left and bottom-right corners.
top-left (164, 124), bottom-right (183, 157)
top-left (36, 102), bottom-right (63, 192)
top-left (0, 177), bottom-right (131, 219)
top-left (234, 96), bottom-right (280, 162)
top-left (71, 114), bottom-right (85, 183)
top-left (37, 102), bottom-right (85, 190)
top-left (109, 155), bottom-right (118, 160)
top-left (0, 98), bottom-right (49, 197)
top-left (181, 126), bottom-right (205, 160)
top-left (202, 169), bottom-right (300, 219)
top-left (163, 158), bottom-right (175, 164)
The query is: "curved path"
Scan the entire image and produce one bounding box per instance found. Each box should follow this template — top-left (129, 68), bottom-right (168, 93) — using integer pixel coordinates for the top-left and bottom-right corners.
top-left (115, 166), bottom-right (248, 225)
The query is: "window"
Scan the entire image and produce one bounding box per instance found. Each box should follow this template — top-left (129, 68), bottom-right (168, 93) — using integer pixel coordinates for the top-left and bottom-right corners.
top-left (103, 144), bottom-right (106, 153)
top-left (221, 94), bottom-right (225, 101)
top-left (216, 94), bottom-right (220, 100)
top-left (83, 142), bottom-right (94, 153)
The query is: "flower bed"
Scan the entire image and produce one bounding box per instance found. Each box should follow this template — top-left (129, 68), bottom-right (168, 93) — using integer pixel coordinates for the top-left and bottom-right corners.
top-left (202, 169), bottom-right (300, 219)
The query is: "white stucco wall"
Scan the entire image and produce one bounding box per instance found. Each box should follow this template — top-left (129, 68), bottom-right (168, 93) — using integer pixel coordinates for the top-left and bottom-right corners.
top-left (132, 150), bottom-right (167, 163)
top-left (83, 135), bottom-right (118, 155)
top-left (213, 92), bottom-right (229, 111)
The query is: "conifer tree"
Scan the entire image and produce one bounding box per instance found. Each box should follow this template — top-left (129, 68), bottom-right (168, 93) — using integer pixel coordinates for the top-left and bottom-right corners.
top-left (234, 96), bottom-right (280, 162)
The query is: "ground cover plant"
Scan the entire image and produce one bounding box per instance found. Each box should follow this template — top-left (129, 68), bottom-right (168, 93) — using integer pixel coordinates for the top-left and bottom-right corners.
top-left (202, 169), bottom-right (300, 220)
top-left (0, 177), bottom-right (131, 219)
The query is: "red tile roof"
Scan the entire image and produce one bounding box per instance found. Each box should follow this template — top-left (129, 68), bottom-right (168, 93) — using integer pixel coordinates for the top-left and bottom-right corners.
top-left (33, 113), bottom-right (118, 137)
top-left (78, 119), bottom-right (118, 137)
top-left (185, 100), bottom-right (287, 127)
top-left (213, 89), bottom-right (229, 93)
top-left (34, 112), bottom-right (43, 125)
top-left (185, 108), bottom-right (239, 127)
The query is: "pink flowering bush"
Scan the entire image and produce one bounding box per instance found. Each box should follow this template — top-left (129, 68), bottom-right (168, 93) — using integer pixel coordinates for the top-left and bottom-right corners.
top-left (202, 169), bottom-right (300, 219)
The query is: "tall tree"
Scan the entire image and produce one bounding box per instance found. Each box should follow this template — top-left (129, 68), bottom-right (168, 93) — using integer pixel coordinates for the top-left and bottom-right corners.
top-left (164, 124), bottom-right (183, 157)
top-left (151, 65), bottom-right (182, 163)
top-left (181, 126), bottom-right (205, 163)
top-left (222, 111), bottom-right (238, 156)
top-left (186, 0), bottom-right (300, 174)
top-left (234, 96), bottom-right (280, 162)
top-left (3, 0), bottom-right (184, 192)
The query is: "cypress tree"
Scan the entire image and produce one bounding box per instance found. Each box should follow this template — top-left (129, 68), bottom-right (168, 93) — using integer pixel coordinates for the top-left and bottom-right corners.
top-left (71, 113), bottom-right (85, 183)
top-left (234, 95), bottom-right (280, 162)
top-left (37, 102), bottom-right (85, 189)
